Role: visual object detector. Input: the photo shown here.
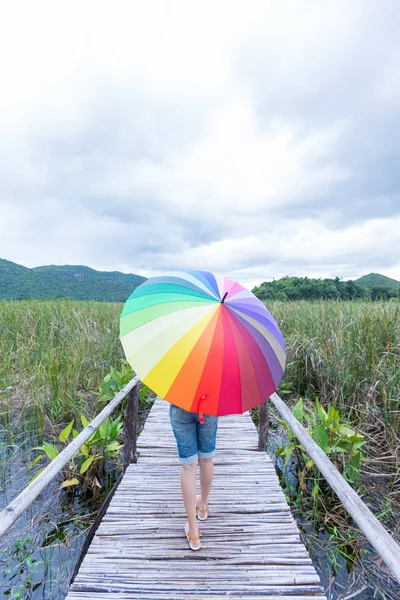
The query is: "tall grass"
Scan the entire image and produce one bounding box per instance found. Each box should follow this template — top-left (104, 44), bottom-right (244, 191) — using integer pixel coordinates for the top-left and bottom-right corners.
top-left (270, 300), bottom-right (400, 443)
top-left (0, 300), bottom-right (124, 428)
top-left (1, 299), bottom-right (399, 445)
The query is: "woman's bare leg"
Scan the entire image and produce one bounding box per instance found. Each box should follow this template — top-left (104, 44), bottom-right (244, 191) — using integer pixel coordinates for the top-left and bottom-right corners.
top-left (198, 457), bottom-right (214, 510)
top-left (181, 463), bottom-right (200, 546)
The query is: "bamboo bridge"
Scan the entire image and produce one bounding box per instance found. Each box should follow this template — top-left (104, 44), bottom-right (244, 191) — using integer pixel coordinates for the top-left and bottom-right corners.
top-left (1, 378), bottom-right (400, 599)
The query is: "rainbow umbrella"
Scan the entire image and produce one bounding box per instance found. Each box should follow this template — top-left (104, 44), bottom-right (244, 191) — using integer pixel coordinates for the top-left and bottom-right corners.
top-left (120, 271), bottom-right (285, 418)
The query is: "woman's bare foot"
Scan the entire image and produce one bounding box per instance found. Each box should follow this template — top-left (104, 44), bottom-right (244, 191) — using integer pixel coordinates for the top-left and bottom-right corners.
top-left (184, 522), bottom-right (201, 550)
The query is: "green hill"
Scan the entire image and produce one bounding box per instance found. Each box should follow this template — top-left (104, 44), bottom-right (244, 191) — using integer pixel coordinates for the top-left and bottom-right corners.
top-left (0, 258), bottom-right (147, 301)
top-left (252, 273), bottom-right (400, 301)
top-left (355, 273), bottom-right (400, 290)
top-left (2, 260), bottom-right (399, 302)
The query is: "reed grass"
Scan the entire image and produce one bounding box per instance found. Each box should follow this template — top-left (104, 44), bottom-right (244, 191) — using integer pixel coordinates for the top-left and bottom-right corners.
top-left (270, 300), bottom-right (400, 445)
top-left (0, 300), bottom-right (125, 428)
top-left (1, 299), bottom-right (399, 447)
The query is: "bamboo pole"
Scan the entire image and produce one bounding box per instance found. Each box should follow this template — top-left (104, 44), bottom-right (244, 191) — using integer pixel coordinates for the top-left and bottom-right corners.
top-left (269, 392), bottom-right (400, 584)
top-left (258, 399), bottom-right (269, 451)
top-left (0, 377), bottom-right (140, 538)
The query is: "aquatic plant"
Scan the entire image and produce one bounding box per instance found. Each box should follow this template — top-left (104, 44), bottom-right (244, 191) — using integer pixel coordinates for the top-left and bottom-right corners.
top-left (31, 412), bottom-right (124, 500)
top-left (276, 397), bottom-right (366, 498)
top-left (2, 534), bottom-right (42, 598)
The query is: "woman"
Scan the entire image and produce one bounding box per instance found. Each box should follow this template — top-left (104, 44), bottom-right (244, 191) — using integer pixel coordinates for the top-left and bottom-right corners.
top-left (169, 404), bottom-right (219, 550)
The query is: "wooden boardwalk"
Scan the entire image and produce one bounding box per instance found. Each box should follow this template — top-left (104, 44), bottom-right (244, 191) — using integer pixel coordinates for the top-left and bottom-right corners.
top-left (67, 399), bottom-right (326, 599)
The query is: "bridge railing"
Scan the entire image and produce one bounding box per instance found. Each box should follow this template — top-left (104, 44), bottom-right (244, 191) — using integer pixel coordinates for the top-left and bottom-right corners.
top-left (0, 376), bottom-right (140, 538)
top-left (1, 379), bottom-right (400, 584)
top-left (259, 393), bottom-right (400, 584)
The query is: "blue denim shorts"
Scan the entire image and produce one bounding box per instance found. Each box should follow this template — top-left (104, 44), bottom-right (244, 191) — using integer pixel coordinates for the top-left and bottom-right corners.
top-left (169, 405), bottom-right (219, 465)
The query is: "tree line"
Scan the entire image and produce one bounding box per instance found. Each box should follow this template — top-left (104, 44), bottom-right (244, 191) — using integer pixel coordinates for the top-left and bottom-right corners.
top-left (251, 277), bottom-right (400, 301)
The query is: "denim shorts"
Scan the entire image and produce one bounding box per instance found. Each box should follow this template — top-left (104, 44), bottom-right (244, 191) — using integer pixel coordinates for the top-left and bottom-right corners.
top-left (169, 404), bottom-right (219, 465)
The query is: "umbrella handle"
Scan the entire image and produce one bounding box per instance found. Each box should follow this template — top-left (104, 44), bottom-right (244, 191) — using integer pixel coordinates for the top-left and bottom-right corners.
top-left (199, 394), bottom-right (207, 424)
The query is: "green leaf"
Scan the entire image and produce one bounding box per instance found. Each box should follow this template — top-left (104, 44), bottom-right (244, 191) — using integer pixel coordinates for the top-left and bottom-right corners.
top-left (331, 424), bottom-right (343, 433)
top-left (59, 419), bottom-right (74, 443)
top-left (87, 435), bottom-right (102, 445)
top-left (80, 444), bottom-right (90, 456)
top-left (314, 424), bottom-right (328, 452)
top-left (315, 398), bottom-right (327, 422)
top-left (344, 452), bottom-right (362, 483)
top-left (99, 418), bottom-right (111, 439)
top-left (305, 458), bottom-right (314, 470)
top-left (31, 455), bottom-right (44, 468)
top-left (81, 414), bottom-right (89, 428)
top-left (80, 456), bottom-right (96, 474)
top-left (34, 442), bottom-right (59, 461)
top-left (292, 398), bottom-right (304, 423)
top-left (284, 442), bottom-right (295, 467)
top-left (352, 440), bottom-right (366, 450)
top-left (106, 441), bottom-right (123, 453)
top-left (109, 415), bottom-right (122, 438)
top-left (338, 425), bottom-right (356, 437)
top-left (328, 406), bottom-right (340, 422)
top-left (60, 477), bottom-right (79, 488)
top-left (25, 555), bottom-right (33, 568)
top-left (72, 429), bottom-right (79, 439)
top-left (311, 484), bottom-right (320, 498)
top-left (275, 448), bottom-right (284, 456)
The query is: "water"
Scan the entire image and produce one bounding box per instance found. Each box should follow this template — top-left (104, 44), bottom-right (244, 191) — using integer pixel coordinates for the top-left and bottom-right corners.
top-left (0, 425), bottom-right (109, 599)
top-left (267, 428), bottom-right (400, 599)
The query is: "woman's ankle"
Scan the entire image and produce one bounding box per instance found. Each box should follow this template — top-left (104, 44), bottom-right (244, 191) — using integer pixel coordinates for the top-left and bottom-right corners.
top-left (199, 496), bottom-right (207, 509)
top-left (188, 520), bottom-right (199, 536)
top-left (197, 494), bottom-right (206, 508)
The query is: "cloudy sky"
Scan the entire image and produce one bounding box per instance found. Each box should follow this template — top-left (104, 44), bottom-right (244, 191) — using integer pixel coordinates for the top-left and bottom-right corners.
top-left (1, 1), bottom-right (399, 288)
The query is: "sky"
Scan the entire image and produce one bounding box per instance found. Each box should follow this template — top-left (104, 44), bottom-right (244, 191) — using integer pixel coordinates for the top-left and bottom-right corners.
top-left (1, 0), bottom-right (399, 290)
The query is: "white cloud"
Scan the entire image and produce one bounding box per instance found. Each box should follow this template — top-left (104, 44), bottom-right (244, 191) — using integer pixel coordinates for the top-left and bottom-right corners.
top-left (143, 215), bottom-right (400, 280)
top-left (0, 0), bottom-right (399, 286)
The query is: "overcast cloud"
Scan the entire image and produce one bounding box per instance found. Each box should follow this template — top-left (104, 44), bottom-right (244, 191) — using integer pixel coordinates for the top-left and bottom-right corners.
top-left (1, 0), bottom-right (399, 288)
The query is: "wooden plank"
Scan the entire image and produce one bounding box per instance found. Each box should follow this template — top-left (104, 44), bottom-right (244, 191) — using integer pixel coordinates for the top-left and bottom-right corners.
top-left (67, 397), bottom-right (326, 599)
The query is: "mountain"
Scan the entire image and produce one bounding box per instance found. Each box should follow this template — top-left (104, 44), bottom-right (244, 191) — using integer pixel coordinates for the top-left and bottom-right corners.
top-left (355, 273), bottom-right (400, 290)
top-left (2, 260), bottom-right (399, 302)
top-left (0, 259), bottom-right (147, 301)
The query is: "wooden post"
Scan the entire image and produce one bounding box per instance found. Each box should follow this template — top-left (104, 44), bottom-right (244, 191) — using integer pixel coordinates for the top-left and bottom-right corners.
top-left (124, 383), bottom-right (140, 470)
top-left (258, 399), bottom-right (269, 451)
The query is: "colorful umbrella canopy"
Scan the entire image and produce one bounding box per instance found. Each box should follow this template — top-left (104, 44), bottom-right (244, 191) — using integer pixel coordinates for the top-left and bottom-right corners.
top-left (120, 271), bottom-right (285, 417)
